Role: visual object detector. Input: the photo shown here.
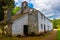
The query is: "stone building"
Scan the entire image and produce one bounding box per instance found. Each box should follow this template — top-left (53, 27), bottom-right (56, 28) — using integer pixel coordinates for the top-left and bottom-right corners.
top-left (0, 1), bottom-right (53, 36)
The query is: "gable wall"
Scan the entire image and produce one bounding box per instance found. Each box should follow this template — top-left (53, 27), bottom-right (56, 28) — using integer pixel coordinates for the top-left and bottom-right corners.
top-left (12, 14), bottom-right (28, 35)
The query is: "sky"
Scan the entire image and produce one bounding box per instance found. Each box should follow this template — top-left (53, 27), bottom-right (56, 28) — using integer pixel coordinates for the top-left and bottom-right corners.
top-left (14, 0), bottom-right (60, 20)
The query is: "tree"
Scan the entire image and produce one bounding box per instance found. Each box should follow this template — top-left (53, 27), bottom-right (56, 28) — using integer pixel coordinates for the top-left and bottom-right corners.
top-left (0, 0), bottom-right (14, 8)
top-left (12, 7), bottom-right (21, 16)
top-left (53, 18), bottom-right (58, 29)
top-left (0, 0), bottom-right (14, 21)
top-left (0, 5), bottom-right (4, 21)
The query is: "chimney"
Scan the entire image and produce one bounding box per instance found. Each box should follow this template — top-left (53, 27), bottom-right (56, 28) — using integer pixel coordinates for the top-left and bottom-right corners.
top-left (21, 1), bottom-right (28, 8)
top-left (21, 1), bottom-right (28, 13)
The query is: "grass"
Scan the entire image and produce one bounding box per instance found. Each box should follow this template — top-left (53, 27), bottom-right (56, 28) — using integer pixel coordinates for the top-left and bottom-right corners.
top-left (57, 29), bottom-right (60, 40)
top-left (0, 35), bottom-right (22, 40)
top-left (0, 33), bottom-right (50, 40)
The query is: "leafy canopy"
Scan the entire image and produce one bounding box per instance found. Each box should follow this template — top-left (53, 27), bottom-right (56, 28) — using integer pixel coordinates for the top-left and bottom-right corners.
top-left (52, 19), bottom-right (60, 29)
top-left (12, 7), bottom-right (21, 16)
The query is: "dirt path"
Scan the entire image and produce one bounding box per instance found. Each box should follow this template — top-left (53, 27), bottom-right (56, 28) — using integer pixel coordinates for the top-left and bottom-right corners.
top-left (41, 29), bottom-right (57, 40)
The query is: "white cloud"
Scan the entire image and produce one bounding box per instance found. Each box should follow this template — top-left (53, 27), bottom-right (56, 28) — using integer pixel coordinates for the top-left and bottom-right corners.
top-left (33, 0), bottom-right (51, 9)
top-left (45, 13), bottom-right (54, 17)
top-left (33, 0), bottom-right (60, 19)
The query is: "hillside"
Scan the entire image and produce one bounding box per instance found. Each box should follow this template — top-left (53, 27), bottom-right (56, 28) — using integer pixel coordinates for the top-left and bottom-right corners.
top-left (52, 19), bottom-right (60, 29)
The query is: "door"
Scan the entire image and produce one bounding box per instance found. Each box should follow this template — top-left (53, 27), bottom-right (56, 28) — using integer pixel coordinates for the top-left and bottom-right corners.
top-left (44, 25), bottom-right (46, 33)
top-left (24, 25), bottom-right (28, 35)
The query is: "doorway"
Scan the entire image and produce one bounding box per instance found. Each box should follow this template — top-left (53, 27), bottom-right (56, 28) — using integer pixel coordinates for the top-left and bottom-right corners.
top-left (44, 25), bottom-right (46, 33)
top-left (23, 25), bottom-right (28, 35)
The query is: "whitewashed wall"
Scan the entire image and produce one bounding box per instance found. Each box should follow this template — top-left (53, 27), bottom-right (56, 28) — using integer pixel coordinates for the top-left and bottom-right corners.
top-left (12, 14), bottom-right (28, 35)
top-left (44, 16), bottom-right (53, 31)
top-left (45, 18), bottom-right (49, 31)
top-left (49, 22), bottom-right (53, 31)
top-left (38, 12), bottom-right (44, 33)
top-left (38, 11), bottom-right (53, 33)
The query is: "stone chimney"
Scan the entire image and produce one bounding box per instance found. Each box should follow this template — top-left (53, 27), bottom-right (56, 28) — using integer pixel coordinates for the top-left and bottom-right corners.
top-left (21, 1), bottom-right (29, 13)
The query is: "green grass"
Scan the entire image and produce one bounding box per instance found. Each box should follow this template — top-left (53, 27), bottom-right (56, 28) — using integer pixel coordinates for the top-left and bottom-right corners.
top-left (57, 29), bottom-right (60, 40)
top-left (0, 33), bottom-right (49, 40)
top-left (0, 35), bottom-right (22, 40)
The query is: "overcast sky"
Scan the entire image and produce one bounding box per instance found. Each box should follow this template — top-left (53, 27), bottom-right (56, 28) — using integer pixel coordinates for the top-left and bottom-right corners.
top-left (14, 0), bottom-right (60, 20)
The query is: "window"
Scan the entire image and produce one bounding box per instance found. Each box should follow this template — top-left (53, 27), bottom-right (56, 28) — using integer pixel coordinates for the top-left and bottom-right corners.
top-left (41, 14), bottom-right (43, 19)
top-left (44, 16), bottom-right (45, 20)
top-left (41, 24), bottom-right (43, 29)
top-left (44, 25), bottom-right (45, 27)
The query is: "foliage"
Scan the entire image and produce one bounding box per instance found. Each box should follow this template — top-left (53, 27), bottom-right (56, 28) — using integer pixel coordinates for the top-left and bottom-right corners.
top-left (52, 19), bottom-right (60, 29)
top-left (53, 19), bottom-right (57, 28)
top-left (12, 7), bottom-right (21, 16)
top-left (0, 0), bottom-right (14, 8)
top-left (0, 6), bottom-right (4, 21)
top-left (0, 0), bottom-right (14, 21)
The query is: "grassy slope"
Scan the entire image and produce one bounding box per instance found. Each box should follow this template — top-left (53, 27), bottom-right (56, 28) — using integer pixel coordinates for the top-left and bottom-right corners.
top-left (57, 29), bottom-right (60, 40)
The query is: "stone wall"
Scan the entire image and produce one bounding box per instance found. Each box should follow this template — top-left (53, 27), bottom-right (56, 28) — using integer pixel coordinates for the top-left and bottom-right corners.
top-left (28, 10), bottom-right (38, 34)
top-left (0, 22), bottom-right (12, 36)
